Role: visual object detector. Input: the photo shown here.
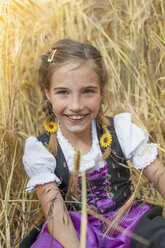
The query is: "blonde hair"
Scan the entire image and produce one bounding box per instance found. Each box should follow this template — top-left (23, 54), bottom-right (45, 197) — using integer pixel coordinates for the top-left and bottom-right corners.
top-left (38, 39), bottom-right (111, 159)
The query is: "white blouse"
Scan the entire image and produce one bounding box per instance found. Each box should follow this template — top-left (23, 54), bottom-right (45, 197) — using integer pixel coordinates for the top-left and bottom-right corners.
top-left (23, 113), bottom-right (158, 192)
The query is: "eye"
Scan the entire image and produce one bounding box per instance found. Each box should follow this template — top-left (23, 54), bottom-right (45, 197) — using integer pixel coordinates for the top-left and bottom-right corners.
top-left (56, 90), bottom-right (69, 95)
top-left (83, 89), bottom-right (94, 95)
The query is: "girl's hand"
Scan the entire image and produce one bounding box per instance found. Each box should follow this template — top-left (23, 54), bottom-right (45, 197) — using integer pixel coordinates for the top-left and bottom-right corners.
top-left (143, 158), bottom-right (165, 199)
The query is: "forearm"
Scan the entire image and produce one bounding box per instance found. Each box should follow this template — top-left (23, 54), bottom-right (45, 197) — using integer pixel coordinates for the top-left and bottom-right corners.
top-left (36, 182), bottom-right (80, 248)
top-left (155, 169), bottom-right (165, 199)
top-left (143, 158), bottom-right (165, 199)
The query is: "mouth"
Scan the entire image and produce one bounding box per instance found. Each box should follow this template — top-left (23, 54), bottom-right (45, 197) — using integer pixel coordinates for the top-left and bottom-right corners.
top-left (65, 114), bottom-right (88, 122)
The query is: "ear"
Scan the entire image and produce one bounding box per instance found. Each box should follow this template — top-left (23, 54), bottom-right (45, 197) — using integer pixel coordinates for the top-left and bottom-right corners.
top-left (44, 88), bottom-right (51, 101)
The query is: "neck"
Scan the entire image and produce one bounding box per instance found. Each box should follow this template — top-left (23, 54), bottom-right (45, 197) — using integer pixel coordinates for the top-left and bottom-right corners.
top-left (60, 125), bottom-right (92, 155)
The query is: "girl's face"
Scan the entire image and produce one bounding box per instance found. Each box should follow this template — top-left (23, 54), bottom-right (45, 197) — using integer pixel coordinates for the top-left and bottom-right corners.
top-left (45, 62), bottom-right (102, 139)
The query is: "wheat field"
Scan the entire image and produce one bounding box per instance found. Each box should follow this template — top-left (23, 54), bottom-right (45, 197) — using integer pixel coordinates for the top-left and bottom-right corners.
top-left (0, 0), bottom-right (165, 247)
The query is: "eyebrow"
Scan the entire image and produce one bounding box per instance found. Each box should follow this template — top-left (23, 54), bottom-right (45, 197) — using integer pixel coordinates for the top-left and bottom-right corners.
top-left (84, 86), bottom-right (99, 89)
top-left (53, 87), bottom-right (68, 91)
top-left (53, 86), bottom-right (99, 91)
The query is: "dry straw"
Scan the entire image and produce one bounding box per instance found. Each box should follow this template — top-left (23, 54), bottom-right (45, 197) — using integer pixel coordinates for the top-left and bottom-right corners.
top-left (0, 0), bottom-right (165, 247)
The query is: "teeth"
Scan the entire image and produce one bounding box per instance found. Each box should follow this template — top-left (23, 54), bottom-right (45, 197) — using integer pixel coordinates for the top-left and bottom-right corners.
top-left (69, 115), bottom-right (84, 120)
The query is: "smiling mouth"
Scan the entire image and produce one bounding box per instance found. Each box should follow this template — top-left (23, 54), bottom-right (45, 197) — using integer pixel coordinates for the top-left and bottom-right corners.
top-left (65, 114), bottom-right (88, 121)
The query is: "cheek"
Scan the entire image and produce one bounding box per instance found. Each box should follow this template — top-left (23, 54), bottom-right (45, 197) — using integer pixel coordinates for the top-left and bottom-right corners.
top-left (50, 98), bottom-right (61, 114)
top-left (52, 104), bottom-right (61, 115)
top-left (89, 98), bottom-right (101, 113)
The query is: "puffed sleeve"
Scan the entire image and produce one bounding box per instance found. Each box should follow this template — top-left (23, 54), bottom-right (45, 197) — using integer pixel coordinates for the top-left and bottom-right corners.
top-left (23, 136), bottom-right (61, 192)
top-left (114, 113), bottom-right (158, 169)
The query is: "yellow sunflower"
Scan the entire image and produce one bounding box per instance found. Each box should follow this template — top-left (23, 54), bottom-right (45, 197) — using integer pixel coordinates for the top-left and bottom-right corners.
top-left (45, 121), bottom-right (58, 133)
top-left (100, 133), bottom-right (112, 148)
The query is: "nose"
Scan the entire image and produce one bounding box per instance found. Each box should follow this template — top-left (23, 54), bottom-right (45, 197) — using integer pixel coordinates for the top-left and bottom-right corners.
top-left (68, 95), bottom-right (83, 112)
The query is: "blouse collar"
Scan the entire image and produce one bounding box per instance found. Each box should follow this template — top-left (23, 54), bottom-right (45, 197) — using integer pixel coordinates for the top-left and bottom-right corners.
top-left (56, 120), bottom-right (103, 172)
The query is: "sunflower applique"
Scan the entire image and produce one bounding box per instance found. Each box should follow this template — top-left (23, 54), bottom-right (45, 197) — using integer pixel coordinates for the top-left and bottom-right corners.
top-left (100, 133), bottom-right (112, 148)
top-left (45, 121), bottom-right (58, 133)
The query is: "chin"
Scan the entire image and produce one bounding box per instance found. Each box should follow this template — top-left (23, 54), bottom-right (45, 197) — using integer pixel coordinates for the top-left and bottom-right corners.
top-left (68, 127), bottom-right (86, 134)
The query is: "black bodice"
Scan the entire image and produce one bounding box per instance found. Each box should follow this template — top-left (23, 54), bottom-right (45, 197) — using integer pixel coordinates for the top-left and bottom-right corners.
top-left (37, 117), bottom-right (131, 212)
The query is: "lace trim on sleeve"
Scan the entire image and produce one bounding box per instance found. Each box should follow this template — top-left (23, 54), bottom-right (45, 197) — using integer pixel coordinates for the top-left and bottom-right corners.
top-left (26, 172), bottom-right (61, 192)
top-left (131, 142), bottom-right (158, 169)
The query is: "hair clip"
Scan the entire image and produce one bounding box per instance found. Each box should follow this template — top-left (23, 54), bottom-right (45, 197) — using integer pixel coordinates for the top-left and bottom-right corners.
top-left (102, 125), bottom-right (107, 129)
top-left (47, 49), bottom-right (57, 63)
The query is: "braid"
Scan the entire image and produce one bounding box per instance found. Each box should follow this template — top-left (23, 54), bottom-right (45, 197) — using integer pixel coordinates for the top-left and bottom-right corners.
top-left (42, 95), bottom-right (58, 155)
top-left (47, 133), bottom-right (58, 155)
top-left (42, 98), bottom-right (55, 122)
top-left (97, 108), bottom-right (111, 161)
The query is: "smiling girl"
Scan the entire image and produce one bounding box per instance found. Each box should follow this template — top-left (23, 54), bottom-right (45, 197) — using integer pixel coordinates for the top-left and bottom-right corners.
top-left (44, 62), bottom-right (101, 154)
top-left (21, 39), bottom-right (165, 248)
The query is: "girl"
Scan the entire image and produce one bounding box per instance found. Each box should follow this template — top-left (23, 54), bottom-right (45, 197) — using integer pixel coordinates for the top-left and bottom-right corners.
top-left (22, 39), bottom-right (165, 248)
